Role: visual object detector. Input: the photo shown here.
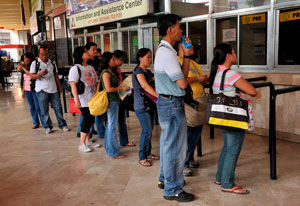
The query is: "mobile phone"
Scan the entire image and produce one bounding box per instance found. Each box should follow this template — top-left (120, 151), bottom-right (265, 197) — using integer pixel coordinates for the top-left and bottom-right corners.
top-left (181, 35), bottom-right (192, 49)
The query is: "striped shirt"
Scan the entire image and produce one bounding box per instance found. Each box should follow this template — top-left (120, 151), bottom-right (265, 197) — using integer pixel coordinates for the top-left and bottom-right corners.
top-left (212, 65), bottom-right (241, 97)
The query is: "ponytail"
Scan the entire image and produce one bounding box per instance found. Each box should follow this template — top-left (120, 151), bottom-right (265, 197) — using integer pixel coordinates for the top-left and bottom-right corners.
top-left (209, 43), bottom-right (232, 88)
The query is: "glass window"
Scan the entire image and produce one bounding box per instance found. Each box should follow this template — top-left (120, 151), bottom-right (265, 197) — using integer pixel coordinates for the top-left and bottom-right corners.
top-left (129, 31), bottom-right (138, 64)
top-left (172, 0), bottom-right (209, 17)
top-left (73, 38), bottom-right (79, 49)
top-left (216, 17), bottom-right (237, 54)
top-left (240, 13), bottom-right (267, 65)
top-left (214, 0), bottom-right (270, 13)
top-left (54, 15), bottom-right (66, 39)
top-left (277, 0), bottom-right (298, 3)
top-left (113, 32), bottom-right (118, 51)
top-left (278, 8), bottom-right (300, 65)
top-left (143, 28), bottom-right (153, 51)
top-left (104, 34), bottom-right (110, 52)
top-left (153, 28), bottom-right (161, 59)
top-left (94, 34), bottom-right (101, 48)
top-left (188, 21), bottom-right (207, 64)
top-left (122, 31), bottom-right (129, 63)
top-left (78, 37), bottom-right (85, 46)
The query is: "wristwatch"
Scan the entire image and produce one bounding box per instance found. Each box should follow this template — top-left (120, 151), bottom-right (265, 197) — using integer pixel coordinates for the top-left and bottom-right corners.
top-left (184, 55), bottom-right (191, 59)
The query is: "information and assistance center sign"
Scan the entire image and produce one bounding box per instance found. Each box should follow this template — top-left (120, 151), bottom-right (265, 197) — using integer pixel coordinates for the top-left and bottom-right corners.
top-left (280, 10), bottom-right (300, 22)
top-left (241, 13), bottom-right (266, 24)
top-left (69, 0), bottom-right (148, 29)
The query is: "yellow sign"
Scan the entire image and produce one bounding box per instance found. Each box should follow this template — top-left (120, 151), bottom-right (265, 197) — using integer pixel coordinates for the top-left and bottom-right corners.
top-left (280, 10), bottom-right (300, 22)
top-left (69, 0), bottom-right (148, 29)
top-left (31, 0), bottom-right (41, 14)
top-left (242, 13), bottom-right (266, 24)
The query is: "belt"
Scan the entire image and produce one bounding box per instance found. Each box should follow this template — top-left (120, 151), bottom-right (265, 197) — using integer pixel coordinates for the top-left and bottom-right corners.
top-left (160, 94), bottom-right (183, 99)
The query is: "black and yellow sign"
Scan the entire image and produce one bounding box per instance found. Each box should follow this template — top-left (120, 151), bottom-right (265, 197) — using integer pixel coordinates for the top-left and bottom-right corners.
top-left (242, 13), bottom-right (266, 24)
top-left (280, 10), bottom-right (300, 22)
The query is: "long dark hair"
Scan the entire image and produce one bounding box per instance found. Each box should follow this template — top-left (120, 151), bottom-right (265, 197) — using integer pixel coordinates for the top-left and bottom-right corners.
top-left (209, 43), bottom-right (232, 88)
top-left (99, 52), bottom-right (120, 80)
top-left (73, 46), bottom-right (86, 65)
top-left (24, 52), bottom-right (35, 68)
top-left (136, 48), bottom-right (151, 68)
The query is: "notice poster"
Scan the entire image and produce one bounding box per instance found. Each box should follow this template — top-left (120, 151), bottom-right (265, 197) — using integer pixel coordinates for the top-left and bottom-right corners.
top-left (222, 28), bottom-right (236, 42)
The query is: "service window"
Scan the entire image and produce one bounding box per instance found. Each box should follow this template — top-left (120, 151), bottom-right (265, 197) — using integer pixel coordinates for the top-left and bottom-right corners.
top-left (278, 8), bottom-right (300, 65)
top-left (94, 34), bottom-right (101, 49)
top-left (240, 13), bottom-right (267, 65)
top-left (216, 17), bottom-right (237, 53)
top-left (188, 21), bottom-right (207, 65)
top-left (153, 28), bottom-right (162, 61)
top-left (122, 31), bottom-right (129, 64)
top-left (129, 31), bottom-right (138, 64)
top-left (113, 32), bottom-right (118, 51)
top-left (104, 34), bottom-right (110, 52)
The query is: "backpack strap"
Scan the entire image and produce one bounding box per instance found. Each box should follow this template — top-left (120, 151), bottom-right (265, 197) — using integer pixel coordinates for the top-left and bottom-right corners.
top-left (35, 60), bottom-right (40, 74)
top-left (51, 62), bottom-right (57, 75)
top-left (76, 66), bottom-right (81, 79)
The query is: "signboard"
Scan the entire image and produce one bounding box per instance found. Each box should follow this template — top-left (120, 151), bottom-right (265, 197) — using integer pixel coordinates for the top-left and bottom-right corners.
top-left (280, 9), bottom-right (300, 22)
top-left (69, 0), bottom-right (149, 29)
top-left (31, 0), bottom-right (41, 15)
top-left (241, 13), bottom-right (266, 24)
top-left (222, 28), bottom-right (236, 42)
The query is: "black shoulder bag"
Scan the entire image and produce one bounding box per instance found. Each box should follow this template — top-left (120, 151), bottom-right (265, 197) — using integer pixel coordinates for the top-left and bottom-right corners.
top-left (76, 66), bottom-right (85, 95)
top-left (30, 60), bottom-right (40, 92)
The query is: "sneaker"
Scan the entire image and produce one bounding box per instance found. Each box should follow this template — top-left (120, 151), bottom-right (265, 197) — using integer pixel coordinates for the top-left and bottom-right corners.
top-left (78, 144), bottom-right (92, 153)
top-left (164, 191), bottom-right (195, 202)
top-left (87, 142), bottom-right (101, 148)
top-left (45, 128), bottom-right (53, 134)
top-left (158, 181), bottom-right (164, 189)
top-left (60, 126), bottom-right (70, 132)
top-left (183, 168), bottom-right (193, 176)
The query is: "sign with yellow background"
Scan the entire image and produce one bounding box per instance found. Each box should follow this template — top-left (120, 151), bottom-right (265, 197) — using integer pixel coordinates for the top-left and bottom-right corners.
top-left (31, 0), bottom-right (41, 14)
top-left (280, 10), bottom-right (300, 22)
top-left (242, 13), bottom-right (266, 24)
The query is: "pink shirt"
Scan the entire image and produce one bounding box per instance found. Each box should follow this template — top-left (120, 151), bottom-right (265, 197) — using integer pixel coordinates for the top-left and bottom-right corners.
top-left (23, 73), bottom-right (31, 91)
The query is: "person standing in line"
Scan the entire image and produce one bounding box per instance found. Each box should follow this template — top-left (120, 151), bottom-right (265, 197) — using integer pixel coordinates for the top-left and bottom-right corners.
top-left (30, 45), bottom-right (69, 134)
top-left (69, 46), bottom-right (100, 153)
top-left (175, 42), bottom-right (209, 176)
top-left (20, 52), bottom-right (46, 129)
top-left (113, 50), bottom-right (136, 147)
top-left (132, 48), bottom-right (159, 167)
top-left (210, 43), bottom-right (261, 194)
top-left (154, 14), bottom-right (194, 202)
top-left (100, 52), bottom-right (130, 159)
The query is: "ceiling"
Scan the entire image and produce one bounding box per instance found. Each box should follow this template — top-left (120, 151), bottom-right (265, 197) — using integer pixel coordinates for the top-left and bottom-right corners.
top-left (0, 0), bottom-right (65, 31)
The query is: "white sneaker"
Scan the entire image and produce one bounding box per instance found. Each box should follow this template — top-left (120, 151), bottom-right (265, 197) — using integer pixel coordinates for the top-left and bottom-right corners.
top-left (87, 142), bottom-right (101, 148)
top-left (78, 144), bottom-right (92, 153)
top-left (45, 128), bottom-right (53, 134)
top-left (60, 126), bottom-right (70, 132)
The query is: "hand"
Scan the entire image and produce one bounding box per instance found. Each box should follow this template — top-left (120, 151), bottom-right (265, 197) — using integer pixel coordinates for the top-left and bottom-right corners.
top-left (39, 70), bottom-right (48, 77)
top-left (75, 100), bottom-right (81, 109)
top-left (22, 92), bottom-right (25, 98)
top-left (181, 37), bottom-right (194, 57)
top-left (197, 75), bottom-right (209, 84)
top-left (120, 86), bottom-right (130, 91)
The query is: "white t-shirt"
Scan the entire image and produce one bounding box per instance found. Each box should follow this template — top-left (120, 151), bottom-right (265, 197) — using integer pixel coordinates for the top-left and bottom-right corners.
top-left (69, 64), bottom-right (98, 107)
top-left (29, 58), bottom-right (57, 93)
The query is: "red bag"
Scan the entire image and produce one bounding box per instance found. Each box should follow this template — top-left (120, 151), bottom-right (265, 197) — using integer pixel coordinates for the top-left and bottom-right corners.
top-left (69, 97), bottom-right (81, 114)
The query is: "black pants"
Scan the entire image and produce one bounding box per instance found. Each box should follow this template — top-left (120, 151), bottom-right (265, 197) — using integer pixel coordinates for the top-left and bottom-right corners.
top-left (79, 107), bottom-right (95, 134)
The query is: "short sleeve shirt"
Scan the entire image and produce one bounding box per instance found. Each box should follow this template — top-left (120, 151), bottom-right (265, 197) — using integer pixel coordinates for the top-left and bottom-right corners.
top-left (154, 40), bottom-right (185, 97)
top-left (132, 67), bottom-right (154, 110)
top-left (69, 64), bottom-right (98, 107)
top-left (212, 65), bottom-right (242, 97)
top-left (29, 58), bottom-right (57, 93)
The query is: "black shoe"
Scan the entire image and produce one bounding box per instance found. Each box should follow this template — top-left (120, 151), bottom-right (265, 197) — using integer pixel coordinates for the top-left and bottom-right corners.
top-left (164, 191), bottom-right (195, 202)
top-left (183, 168), bottom-right (193, 176)
top-left (77, 133), bottom-right (80, 138)
top-left (158, 181), bottom-right (164, 189)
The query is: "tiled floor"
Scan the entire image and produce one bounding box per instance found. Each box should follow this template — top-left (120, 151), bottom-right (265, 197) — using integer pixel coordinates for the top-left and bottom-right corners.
top-left (0, 74), bottom-right (299, 206)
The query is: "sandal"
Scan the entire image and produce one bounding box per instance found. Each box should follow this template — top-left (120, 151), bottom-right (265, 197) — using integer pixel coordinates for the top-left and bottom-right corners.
top-left (147, 154), bottom-right (160, 160)
top-left (221, 185), bottom-right (250, 195)
top-left (127, 142), bottom-right (136, 147)
top-left (214, 181), bottom-right (221, 185)
top-left (139, 159), bottom-right (152, 167)
top-left (110, 155), bottom-right (126, 159)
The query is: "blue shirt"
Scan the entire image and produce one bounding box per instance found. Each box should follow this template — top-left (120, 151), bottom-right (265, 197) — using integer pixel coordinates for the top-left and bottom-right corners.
top-left (154, 40), bottom-right (185, 97)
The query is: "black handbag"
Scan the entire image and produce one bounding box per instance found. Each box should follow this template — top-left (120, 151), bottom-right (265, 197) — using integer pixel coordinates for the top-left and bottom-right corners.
top-left (205, 69), bottom-right (249, 130)
top-left (76, 66), bottom-right (85, 95)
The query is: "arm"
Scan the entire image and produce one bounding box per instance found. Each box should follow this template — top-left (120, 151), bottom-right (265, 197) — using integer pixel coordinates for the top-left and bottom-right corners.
top-left (234, 77), bottom-right (261, 98)
top-left (136, 74), bottom-right (159, 98)
top-left (70, 82), bottom-right (81, 108)
top-left (187, 76), bottom-right (209, 84)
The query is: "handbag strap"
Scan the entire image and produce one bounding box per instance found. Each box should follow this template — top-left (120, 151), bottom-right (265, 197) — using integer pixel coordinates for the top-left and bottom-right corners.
top-left (76, 65), bottom-right (81, 79)
top-left (220, 68), bottom-right (231, 93)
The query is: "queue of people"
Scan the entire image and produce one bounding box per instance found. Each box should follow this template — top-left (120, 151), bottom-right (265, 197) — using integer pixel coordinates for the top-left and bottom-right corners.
top-left (18, 13), bottom-right (262, 203)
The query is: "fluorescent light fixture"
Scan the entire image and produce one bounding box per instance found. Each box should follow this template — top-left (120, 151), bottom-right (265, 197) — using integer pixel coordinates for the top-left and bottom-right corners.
top-left (184, 0), bottom-right (209, 3)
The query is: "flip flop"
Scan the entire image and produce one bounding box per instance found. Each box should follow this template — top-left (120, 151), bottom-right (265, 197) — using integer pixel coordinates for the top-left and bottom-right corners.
top-left (110, 155), bottom-right (126, 159)
top-left (139, 159), bottom-right (152, 167)
top-left (214, 181), bottom-right (221, 185)
top-left (147, 154), bottom-right (160, 160)
top-left (127, 142), bottom-right (136, 147)
top-left (221, 186), bottom-right (250, 195)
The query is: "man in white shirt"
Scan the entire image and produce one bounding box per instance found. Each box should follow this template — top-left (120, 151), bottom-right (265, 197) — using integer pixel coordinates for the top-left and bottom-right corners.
top-left (30, 45), bottom-right (69, 134)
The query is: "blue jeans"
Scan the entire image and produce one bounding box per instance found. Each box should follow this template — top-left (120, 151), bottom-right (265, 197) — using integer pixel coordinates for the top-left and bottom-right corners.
top-left (216, 129), bottom-right (245, 189)
top-left (95, 114), bottom-right (106, 138)
top-left (104, 102), bottom-right (120, 157)
top-left (157, 95), bottom-right (187, 196)
top-left (185, 125), bottom-right (203, 168)
top-left (77, 114), bottom-right (93, 138)
top-left (36, 90), bottom-right (67, 129)
top-left (135, 108), bottom-right (155, 161)
top-left (24, 90), bottom-right (46, 127)
top-left (119, 105), bottom-right (129, 146)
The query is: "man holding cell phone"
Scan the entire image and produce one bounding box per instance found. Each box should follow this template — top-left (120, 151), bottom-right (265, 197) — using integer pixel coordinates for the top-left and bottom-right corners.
top-left (154, 14), bottom-right (194, 202)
